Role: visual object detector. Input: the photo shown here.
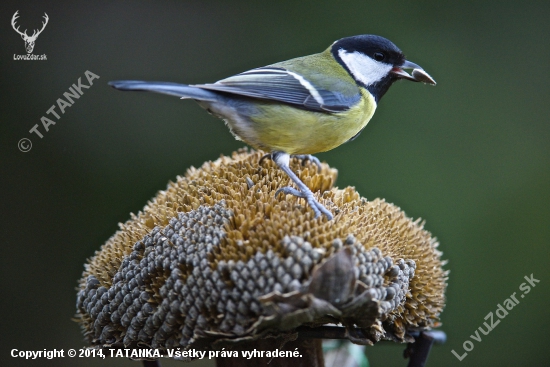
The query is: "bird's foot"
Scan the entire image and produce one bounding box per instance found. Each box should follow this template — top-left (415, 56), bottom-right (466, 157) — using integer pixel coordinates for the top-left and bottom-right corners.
top-left (258, 153), bottom-right (272, 166)
top-left (290, 154), bottom-right (322, 173)
top-left (264, 151), bottom-right (334, 220)
top-left (275, 186), bottom-right (333, 220)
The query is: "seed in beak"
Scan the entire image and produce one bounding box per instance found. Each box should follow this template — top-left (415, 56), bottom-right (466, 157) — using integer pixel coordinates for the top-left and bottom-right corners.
top-left (412, 69), bottom-right (436, 85)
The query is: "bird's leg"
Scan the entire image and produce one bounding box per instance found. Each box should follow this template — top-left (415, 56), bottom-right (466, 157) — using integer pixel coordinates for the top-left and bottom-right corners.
top-left (259, 153), bottom-right (322, 173)
top-left (270, 151), bottom-right (333, 220)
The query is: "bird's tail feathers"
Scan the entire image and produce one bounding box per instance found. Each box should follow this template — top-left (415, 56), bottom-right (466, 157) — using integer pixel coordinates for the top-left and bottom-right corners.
top-left (108, 81), bottom-right (218, 101)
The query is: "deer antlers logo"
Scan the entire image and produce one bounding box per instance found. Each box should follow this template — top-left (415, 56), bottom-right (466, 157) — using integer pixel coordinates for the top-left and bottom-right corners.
top-left (11, 10), bottom-right (49, 54)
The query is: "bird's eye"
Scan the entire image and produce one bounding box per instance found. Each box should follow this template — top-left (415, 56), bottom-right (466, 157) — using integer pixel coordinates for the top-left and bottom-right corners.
top-left (373, 52), bottom-right (385, 61)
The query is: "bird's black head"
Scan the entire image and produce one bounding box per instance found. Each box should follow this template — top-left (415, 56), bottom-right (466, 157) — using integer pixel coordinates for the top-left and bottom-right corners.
top-left (331, 35), bottom-right (435, 102)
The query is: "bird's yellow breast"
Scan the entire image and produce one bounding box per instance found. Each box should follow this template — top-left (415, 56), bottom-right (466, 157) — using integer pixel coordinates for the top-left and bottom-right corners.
top-left (246, 89), bottom-right (377, 155)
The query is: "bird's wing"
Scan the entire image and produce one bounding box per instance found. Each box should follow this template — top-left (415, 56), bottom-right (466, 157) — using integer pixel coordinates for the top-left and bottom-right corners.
top-left (193, 67), bottom-right (359, 113)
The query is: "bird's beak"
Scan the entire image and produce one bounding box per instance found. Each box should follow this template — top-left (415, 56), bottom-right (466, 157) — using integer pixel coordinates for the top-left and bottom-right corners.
top-left (391, 60), bottom-right (436, 85)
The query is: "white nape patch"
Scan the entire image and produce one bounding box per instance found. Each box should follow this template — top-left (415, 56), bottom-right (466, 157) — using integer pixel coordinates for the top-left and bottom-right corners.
top-left (338, 49), bottom-right (392, 86)
top-left (286, 71), bottom-right (325, 105)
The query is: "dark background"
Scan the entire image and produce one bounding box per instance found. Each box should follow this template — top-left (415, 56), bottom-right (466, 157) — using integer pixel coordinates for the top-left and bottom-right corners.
top-left (1, 1), bottom-right (549, 366)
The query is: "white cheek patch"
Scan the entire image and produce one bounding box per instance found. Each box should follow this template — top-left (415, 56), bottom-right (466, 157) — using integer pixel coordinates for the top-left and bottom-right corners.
top-left (338, 49), bottom-right (392, 86)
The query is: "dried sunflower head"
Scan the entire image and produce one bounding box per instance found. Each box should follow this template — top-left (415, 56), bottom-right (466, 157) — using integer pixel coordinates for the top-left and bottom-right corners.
top-left (76, 149), bottom-right (447, 358)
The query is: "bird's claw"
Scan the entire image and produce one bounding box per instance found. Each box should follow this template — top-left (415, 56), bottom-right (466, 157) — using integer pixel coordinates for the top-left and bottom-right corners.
top-left (275, 185), bottom-right (333, 220)
top-left (258, 153), bottom-right (272, 166)
top-left (275, 186), bottom-right (304, 198)
top-left (291, 154), bottom-right (322, 173)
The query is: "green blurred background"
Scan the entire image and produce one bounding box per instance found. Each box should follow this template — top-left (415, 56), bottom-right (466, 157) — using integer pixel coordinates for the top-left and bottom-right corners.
top-left (1, 0), bottom-right (549, 366)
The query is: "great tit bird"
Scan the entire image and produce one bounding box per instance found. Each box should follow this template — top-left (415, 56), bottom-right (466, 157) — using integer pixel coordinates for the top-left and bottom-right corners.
top-left (109, 34), bottom-right (435, 220)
